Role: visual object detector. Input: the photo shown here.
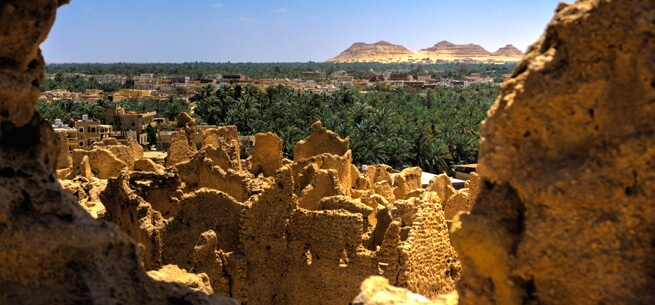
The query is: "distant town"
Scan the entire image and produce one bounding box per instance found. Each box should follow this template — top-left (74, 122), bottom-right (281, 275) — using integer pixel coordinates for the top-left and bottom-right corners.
top-left (41, 67), bottom-right (513, 103)
top-left (40, 62), bottom-right (510, 172)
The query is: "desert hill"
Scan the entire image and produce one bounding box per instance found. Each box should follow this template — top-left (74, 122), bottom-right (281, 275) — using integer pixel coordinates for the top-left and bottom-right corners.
top-left (326, 40), bottom-right (523, 63)
top-left (492, 44), bottom-right (523, 57)
top-left (326, 40), bottom-right (413, 63)
top-left (420, 40), bottom-right (491, 57)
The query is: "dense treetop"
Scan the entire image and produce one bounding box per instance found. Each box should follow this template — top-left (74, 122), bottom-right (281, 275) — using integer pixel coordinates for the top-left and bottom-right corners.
top-left (40, 62), bottom-right (507, 174)
top-left (44, 62), bottom-right (515, 82)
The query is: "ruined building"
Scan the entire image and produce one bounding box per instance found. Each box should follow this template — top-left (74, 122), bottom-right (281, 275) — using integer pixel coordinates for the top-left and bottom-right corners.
top-left (1, 0), bottom-right (654, 305)
top-left (98, 121), bottom-right (464, 304)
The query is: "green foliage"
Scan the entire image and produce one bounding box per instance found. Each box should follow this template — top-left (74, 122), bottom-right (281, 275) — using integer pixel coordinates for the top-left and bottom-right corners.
top-left (42, 74), bottom-right (130, 92)
top-left (146, 124), bottom-right (158, 145)
top-left (116, 96), bottom-right (189, 121)
top-left (44, 62), bottom-right (515, 82)
top-left (192, 83), bottom-right (497, 173)
top-left (36, 99), bottom-right (109, 123)
top-left (40, 61), bottom-right (505, 174)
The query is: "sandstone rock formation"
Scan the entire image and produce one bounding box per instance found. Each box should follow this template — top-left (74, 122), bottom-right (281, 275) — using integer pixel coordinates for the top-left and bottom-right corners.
top-left (100, 121), bottom-right (461, 304)
top-left (425, 172), bottom-right (480, 221)
top-left (177, 111), bottom-right (196, 128)
top-left (200, 125), bottom-right (242, 171)
top-left (326, 40), bottom-right (413, 63)
top-left (353, 276), bottom-right (458, 305)
top-left (450, 0), bottom-right (655, 304)
top-left (60, 177), bottom-right (107, 218)
top-left (420, 41), bottom-right (491, 58)
top-left (327, 40), bottom-right (523, 63)
top-left (0, 1), bottom-right (236, 304)
top-left (166, 128), bottom-right (198, 167)
top-left (491, 44), bottom-right (523, 57)
top-left (247, 132), bottom-right (282, 177)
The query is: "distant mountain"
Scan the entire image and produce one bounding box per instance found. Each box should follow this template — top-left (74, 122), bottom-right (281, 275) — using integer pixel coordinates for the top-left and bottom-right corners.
top-left (326, 40), bottom-right (523, 63)
top-left (325, 41), bottom-right (413, 63)
top-left (420, 40), bottom-right (491, 57)
top-left (492, 44), bottom-right (523, 57)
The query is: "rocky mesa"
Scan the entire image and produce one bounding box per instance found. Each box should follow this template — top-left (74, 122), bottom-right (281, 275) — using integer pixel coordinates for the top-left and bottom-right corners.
top-left (326, 40), bottom-right (523, 63)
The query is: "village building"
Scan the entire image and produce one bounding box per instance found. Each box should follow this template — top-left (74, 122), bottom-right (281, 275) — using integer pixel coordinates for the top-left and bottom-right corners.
top-left (104, 105), bottom-right (156, 145)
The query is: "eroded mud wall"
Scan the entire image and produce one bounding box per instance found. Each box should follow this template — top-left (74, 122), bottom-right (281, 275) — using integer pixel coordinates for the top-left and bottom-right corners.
top-left (101, 122), bottom-right (462, 305)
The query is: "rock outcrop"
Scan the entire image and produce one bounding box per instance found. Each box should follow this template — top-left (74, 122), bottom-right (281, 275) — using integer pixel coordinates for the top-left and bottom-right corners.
top-left (451, 0), bottom-right (655, 304)
top-left (420, 41), bottom-right (491, 58)
top-left (326, 40), bottom-right (413, 63)
top-left (166, 128), bottom-right (198, 167)
top-left (353, 276), bottom-right (458, 305)
top-left (327, 40), bottom-right (523, 63)
top-left (0, 1), bottom-right (236, 304)
top-left (491, 44), bottom-right (523, 57)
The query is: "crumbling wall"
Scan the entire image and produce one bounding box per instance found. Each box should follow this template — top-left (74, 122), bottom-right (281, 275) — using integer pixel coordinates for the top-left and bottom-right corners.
top-left (101, 123), bottom-right (461, 304)
top-left (166, 128), bottom-right (198, 167)
top-left (247, 132), bottom-right (282, 177)
top-left (60, 177), bottom-right (107, 218)
top-left (175, 149), bottom-right (256, 202)
top-left (294, 121), bottom-right (350, 160)
top-left (353, 276), bottom-right (458, 305)
top-left (55, 130), bottom-right (72, 169)
top-left (450, 1), bottom-right (655, 304)
top-left (392, 167), bottom-right (422, 200)
top-left (134, 158), bottom-right (165, 173)
top-left (70, 148), bottom-right (127, 179)
top-left (200, 126), bottom-right (241, 171)
top-left (0, 1), bottom-right (236, 304)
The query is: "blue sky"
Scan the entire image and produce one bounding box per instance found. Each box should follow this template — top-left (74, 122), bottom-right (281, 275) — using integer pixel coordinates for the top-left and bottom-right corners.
top-left (41, 0), bottom-right (566, 63)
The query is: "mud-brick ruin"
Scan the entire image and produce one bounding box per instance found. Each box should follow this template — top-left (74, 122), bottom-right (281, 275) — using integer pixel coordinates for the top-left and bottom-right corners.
top-left (97, 121), bottom-right (466, 304)
top-left (1, 0), bottom-right (655, 304)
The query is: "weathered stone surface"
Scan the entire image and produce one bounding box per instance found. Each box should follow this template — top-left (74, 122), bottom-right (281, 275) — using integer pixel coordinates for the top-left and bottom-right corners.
top-left (134, 158), bottom-right (165, 173)
top-left (70, 148), bottom-right (127, 179)
top-left (392, 167), bottom-right (422, 200)
top-left (105, 144), bottom-right (136, 168)
top-left (101, 137), bottom-right (119, 145)
top-left (129, 138), bottom-right (144, 160)
top-left (443, 189), bottom-right (470, 221)
top-left (297, 169), bottom-right (343, 210)
top-left (102, 130), bottom-right (460, 304)
top-left (55, 130), bottom-right (72, 169)
top-left (200, 126), bottom-right (241, 171)
top-left (451, 1), bottom-right (655, 304)
top-left (166, 128), bottom-right (198, 167)
top-left (292, 150), bottom-right (354, 197)
top-left (192, 230), bottom-right (232, 297)
top-left (426, 173), bottom-right (456, 202)
top-left (60, 176), bottom-right (107, 218)
top-left (147, 264), bottom-right (214, 295)
top-left (294, 121), bottom-right (350, 161)
top-left (352, 276), bottom-right (458, 305)
top-left (248, 132), bottom-right (283, 177)
top-left (0, 2), bottom-right (236, 303)
top-left (175, 149), bottom-right (256, 202)
top-left (177, 112), bottom-right (196, 128)
top-left (0, 1), bottom-right (58, 129)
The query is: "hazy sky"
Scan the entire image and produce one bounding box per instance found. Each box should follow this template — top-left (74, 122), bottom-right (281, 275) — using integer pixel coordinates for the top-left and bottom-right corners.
top-left (42, 0), bottom-right (567, 63)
